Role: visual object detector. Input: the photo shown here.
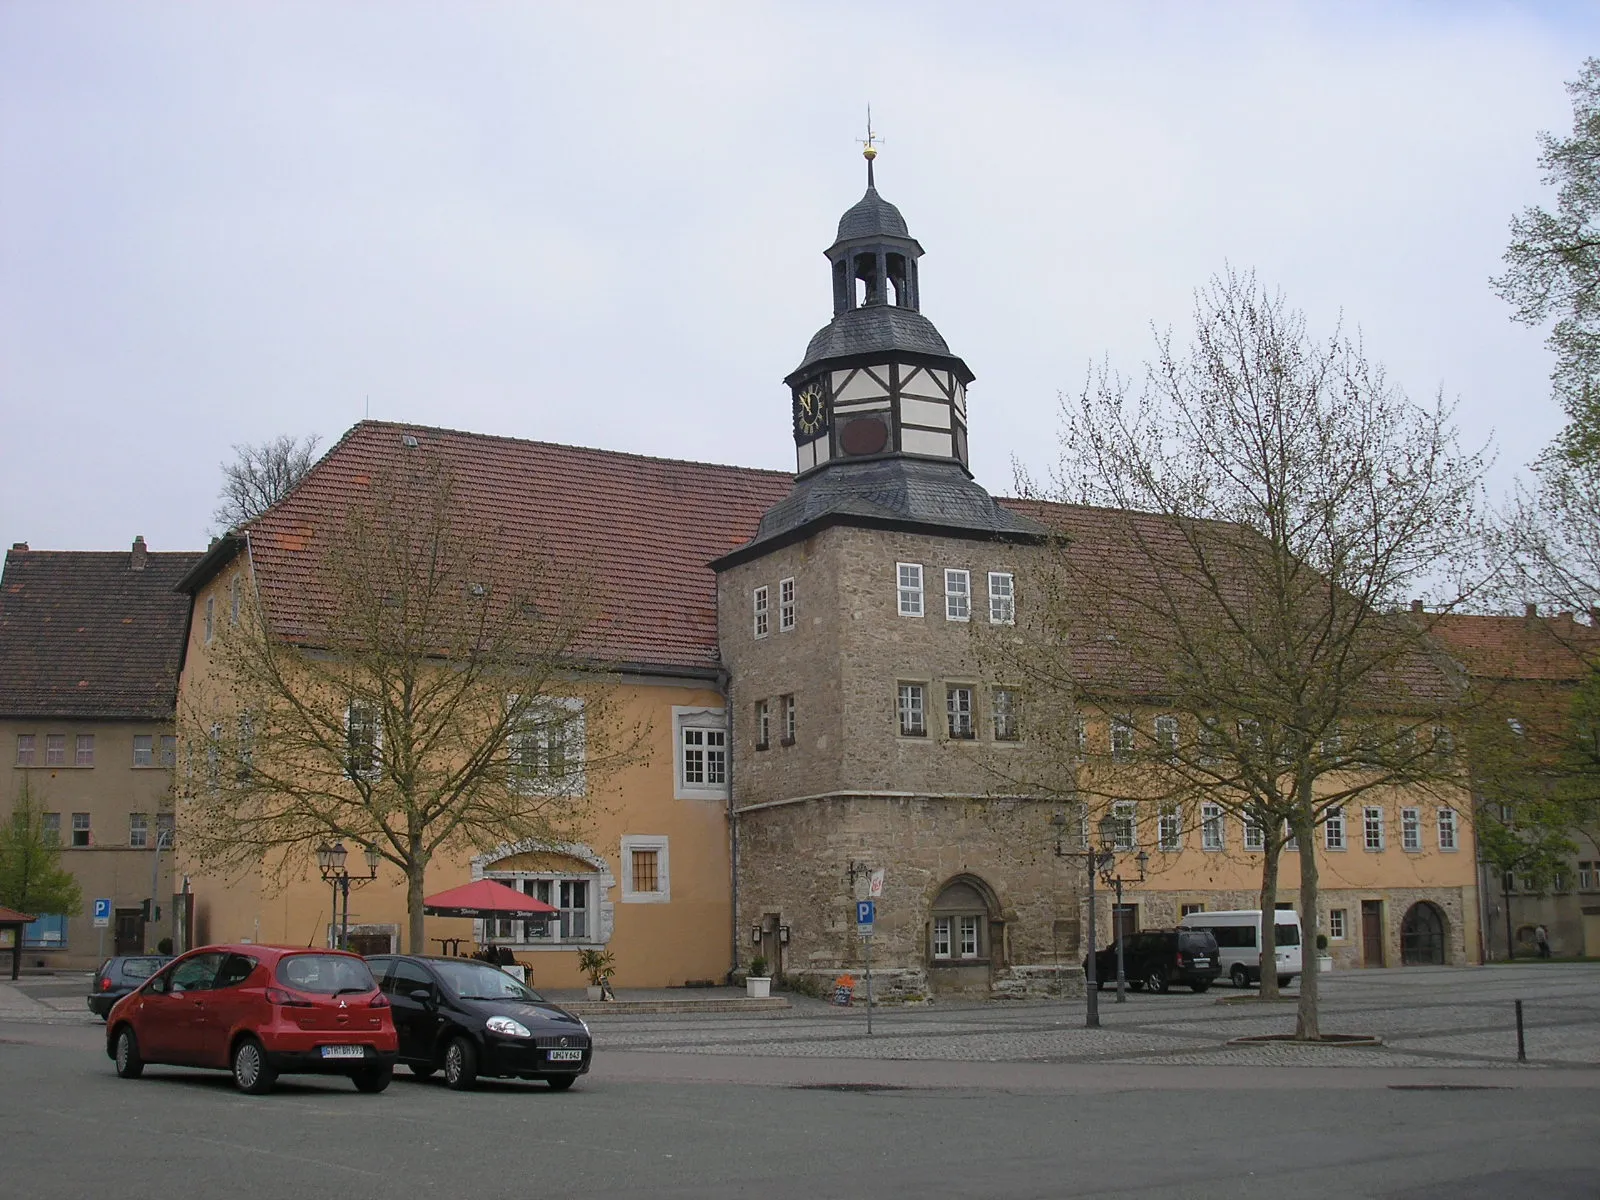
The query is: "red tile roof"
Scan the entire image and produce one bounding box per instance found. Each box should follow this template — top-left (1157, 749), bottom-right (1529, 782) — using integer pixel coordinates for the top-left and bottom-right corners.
top-left (221, 422), bottom-right (794, 673)
top-left (0, 544), bottom-right (203, 719)
top-left (0, 906), bottom-right (37, 924)
top-left (1428, 611), bottom-right (1600, 683)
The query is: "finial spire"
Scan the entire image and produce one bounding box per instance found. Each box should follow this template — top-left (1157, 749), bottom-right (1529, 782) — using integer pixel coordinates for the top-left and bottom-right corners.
top-left (860, 106), bottom-right (880, 188)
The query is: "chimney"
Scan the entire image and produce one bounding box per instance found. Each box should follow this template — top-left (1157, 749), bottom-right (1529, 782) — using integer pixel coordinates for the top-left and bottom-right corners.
top-left (130, 535), bottom-right (147, 571)
top-left (1524, 602), bottom-right (1537, 623)
top-left (1410, 599), bottom-right (1424, 615)
top-left (9, 542), bottom-right (26, 552)
top-left (1557, 611), bottom-right (1575, 626)
top-left (1590, 607), bottom-right (1600, 627)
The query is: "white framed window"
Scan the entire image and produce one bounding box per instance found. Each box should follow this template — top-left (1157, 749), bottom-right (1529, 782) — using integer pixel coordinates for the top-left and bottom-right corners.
top-left (778, 577), bottom-right (796, 632)
top-left (898, 684), bottom-right (926, 737)
top-left (1158, 805), bottom-right (1181, 852)
top-left (41, 812), bottom-right (60, 844)
top-left (45, 734), bottom-right (65, 766)
top-left (156, 812), bottom-right (173, 847)
top-left (344, 702), bottom-right (382, 781)
top-left (1324, 807), bottom-right (1346, 851)
top-left (944, 569), bottom-right (971, 621)
top-left (1201, 802), bottom-right (1224, 851)
top-left (204, 595), bottom-right (215, 644)
top-left (753, 586), bottom-right (769, 638)
top-left (486, 874), bottom-right (599, 945)
top-left (14, 734), bottom-right (35, 767)
top-left (987, 572), bottom-right (1015, 624)
top-left (1110, 716), bottom-right (1135, 762)
top-left (992, 688), bottom-right (1018, 741)
top-left (1110, 801), bottom-right (1137, 851)
top-left (1181, 902), bottom-right (1206, 917)
top-left (1198, 716), bottom-right (1222, 764)
top-left (75, 734), bottom-right (94, 767)
top-left (674, 706), bottom-right (728, 799)
top-left (129, 813), bottom-right (149, 849)
top-left (959, 915), bottom-right (980, 958)
top-left (1243, 809), bottom-right (1265, 852)
top-left (132, 734), bottom-right (154, 767)
top-left (1579, 861), bottom-right (1594, 891)
top-left (897, 563), bottom-right (924, 617)
top-left (1438, 808), bottom-right (1458, 851)
top-left (932, 916), bottom-right (952, 959)
top-left (1401, 807), bottom-right (1421, 852)
top-left (782, 694), bottom-right (796, 743)
top-left (1073, 715), bottom-right (1087, 756)
top-left (1328, 908), bottom-right (1347, 940)
top-left (159, 734), bottom-right (177, 768)
top-left (1363, 806), bottom-right (1385, 851)
top-left (230, 575), bottom-right (242, 625)
top-left (1154, 714), bottom-right (1179, 762)
top-left (620, 835), bottom-right (670, 903)
top-left (508, 697), bottom-right (586, 797)
top-left (946, 686), bottom-right (974, 739)
top-left (1283, 821), bottom-right (1298, 852)
top-left (755, 700), bottom-right (770, 749)
top-left (71, 812), bottom-right (91, 848)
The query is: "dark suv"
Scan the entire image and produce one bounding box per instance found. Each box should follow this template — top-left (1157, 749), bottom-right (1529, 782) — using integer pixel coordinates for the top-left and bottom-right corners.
top-left (1085, 928), bottom-right (1222, 994)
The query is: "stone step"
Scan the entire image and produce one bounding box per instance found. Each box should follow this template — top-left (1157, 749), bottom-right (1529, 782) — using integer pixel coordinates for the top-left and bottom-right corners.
top-left (560, 996), bottom-right (791, 1016)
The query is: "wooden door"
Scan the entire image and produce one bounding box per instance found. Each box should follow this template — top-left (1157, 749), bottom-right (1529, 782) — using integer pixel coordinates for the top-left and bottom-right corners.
top-left (1113, 904), bottom-right (1139, 942)
top-left (1361, 901), bottom-right (1384, 967)
top-left (114, 909), bottom-right (144, 956)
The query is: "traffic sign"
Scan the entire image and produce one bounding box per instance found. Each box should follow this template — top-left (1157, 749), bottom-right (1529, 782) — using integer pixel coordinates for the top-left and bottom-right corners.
top-left (856, 900), bottom-right (875, 926)
top-left (92, 898), bottom-right (112, 928)
top-left (868, 869), bottom-right (885, 898)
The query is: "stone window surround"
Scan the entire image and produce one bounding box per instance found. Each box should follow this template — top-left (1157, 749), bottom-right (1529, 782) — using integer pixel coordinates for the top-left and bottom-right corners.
top-left (753, 585), bottom-right (770, 638)
top-left (778, 577), bottom-right (796, 632)
top-left (620, 834), bottom-right (670, 904)
top-left (1325, 807), bottom-right (1347, 851)
top-left (897, 682), bottom-right (928, 738)
top-left (472, 839), bottom-right (615, 950)
top-left (1401, 806), bottom-right (1422, 853)
top-left (1328, 908), bottom-right (1348, 939)
top-left (897, 562), bottom-right (924, 617)
top-left (674, 705), bottom-right (729, 800)
top-left (1437, 807), bottom-right (1458, 852)
top-left (944, 568), bottom-right (971, 622)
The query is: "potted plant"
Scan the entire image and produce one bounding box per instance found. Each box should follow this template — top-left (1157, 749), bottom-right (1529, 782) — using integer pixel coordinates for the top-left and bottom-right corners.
top-left (577, 948), bottom-right (615, 1000)
top-left (746, 955), bottom-right (771, 999)
top-left (1316, 933), bottom-right (1333, 973)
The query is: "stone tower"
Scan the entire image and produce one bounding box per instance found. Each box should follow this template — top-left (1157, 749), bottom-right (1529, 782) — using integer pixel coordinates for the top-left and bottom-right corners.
top-left (712, 151), bottom-right (1076, 1001)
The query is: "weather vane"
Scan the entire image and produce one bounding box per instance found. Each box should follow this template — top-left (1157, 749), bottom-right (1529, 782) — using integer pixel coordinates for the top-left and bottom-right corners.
top-left (859, 106), bottom-right (882, 185)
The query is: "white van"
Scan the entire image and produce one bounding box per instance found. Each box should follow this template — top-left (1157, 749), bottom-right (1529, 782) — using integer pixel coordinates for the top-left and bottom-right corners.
top-left (1178, 909), bottom-right (1302, 989)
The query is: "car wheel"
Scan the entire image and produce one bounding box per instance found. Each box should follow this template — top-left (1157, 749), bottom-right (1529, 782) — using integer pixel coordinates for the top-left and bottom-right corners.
top-left (1231, 965), bottom-right (1251, 989)
top-left (352, 1063), bottom-right (393, 1093)
top-left (443, 1035), bottom-right (479, 1091)
top-left (547, 1075), bottom-right (575, 1091)
top-left (113, 1026), bottom-right (144, 1079)
top-left (1145, 969), bottom-right (1168, 994)
top-left (409, 1062), bottom-right (437, 1079)
top-left (1191, 982), bottom-right (1210, 994)
top-left (231, 1037), bottom-right (277, 1095)
top-left (1278, 975), bottom-right (1294, 989)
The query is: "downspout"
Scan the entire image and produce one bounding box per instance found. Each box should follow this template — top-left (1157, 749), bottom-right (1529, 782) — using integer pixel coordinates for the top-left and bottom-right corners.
top-left (721, 663), bottom-right (738, 984)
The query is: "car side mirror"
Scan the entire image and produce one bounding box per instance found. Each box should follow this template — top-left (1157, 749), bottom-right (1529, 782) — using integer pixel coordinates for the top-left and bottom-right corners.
top-left (408, 987), bottom-right (433, 1006)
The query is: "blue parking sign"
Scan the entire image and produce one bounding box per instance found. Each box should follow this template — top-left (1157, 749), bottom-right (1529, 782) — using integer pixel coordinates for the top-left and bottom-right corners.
top-left (93, 898), bottom-right (112, 928)
top-left (856, 900), bottom-right (875, 926)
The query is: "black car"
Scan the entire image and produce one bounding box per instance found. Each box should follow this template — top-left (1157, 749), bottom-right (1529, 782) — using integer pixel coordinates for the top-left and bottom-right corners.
top-left (87, 955), bottom-right (172, 1019)
top-left (1084, 928), bottom-right (1222, 994)
top-left (367, 954), bottom-right (592, 1090)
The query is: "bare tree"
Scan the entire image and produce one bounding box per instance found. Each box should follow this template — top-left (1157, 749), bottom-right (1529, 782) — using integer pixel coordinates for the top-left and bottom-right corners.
top-left (179, 453), bottom-right (644, 951)
top-left (998, 270), bottom-right (1485, 1038)
top-left (213, 434), bottom-right (322, 532)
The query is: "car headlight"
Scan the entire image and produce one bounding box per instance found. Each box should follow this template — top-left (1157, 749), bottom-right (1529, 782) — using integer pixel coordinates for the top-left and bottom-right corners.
top-left (579, 1018), bottom-right (591, 1036)
top-left (486, 1016), bottom-right (532, 1038)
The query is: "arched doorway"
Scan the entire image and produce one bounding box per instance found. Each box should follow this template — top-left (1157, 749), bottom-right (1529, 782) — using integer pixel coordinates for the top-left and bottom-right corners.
top-left (1400, 901), bottom-right (1447, 965)
top-left (927, 875), bottom-right (999, 996)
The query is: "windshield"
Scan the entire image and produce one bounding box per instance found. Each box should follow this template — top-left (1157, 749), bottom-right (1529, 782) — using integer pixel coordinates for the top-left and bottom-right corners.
top-left (120, 957), bottom-right (164, 980)
top-left (275, 953), bottom-right (378, 995)
top-left (1274, 923), bottom-right (1302, 947)
top-left (433, 959), bottom-right (545, 1003)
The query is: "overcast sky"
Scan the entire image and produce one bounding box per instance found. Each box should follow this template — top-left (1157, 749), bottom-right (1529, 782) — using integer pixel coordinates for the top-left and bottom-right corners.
top-left (1, 2), bottom-right (1593, 553)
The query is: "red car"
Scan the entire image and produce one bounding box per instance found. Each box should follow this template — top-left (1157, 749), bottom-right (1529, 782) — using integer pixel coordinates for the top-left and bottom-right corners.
top-left (105, 944), bottom-right (398, 1094)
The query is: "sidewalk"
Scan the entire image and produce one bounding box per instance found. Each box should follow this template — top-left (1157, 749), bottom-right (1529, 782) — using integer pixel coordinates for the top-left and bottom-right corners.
top-left (539, 985), bottom-right (791, 1016)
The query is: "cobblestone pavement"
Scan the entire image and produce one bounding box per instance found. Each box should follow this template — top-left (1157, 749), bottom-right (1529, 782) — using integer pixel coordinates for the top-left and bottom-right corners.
top-left (587, 964), bottom-right (1600, 1069)
top-left (8, 963), bottom-right (1596, 1070)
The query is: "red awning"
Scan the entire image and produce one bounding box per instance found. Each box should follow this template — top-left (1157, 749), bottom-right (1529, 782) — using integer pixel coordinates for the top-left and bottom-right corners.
top-left (422, 879), bottom-right (559, 919)
top-left (0, 907), bottom-right (36, 924)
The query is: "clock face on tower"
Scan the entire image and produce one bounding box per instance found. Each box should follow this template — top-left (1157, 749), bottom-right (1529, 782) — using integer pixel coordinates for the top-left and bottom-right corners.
top-left (793, 380), bottom-right (828, 438)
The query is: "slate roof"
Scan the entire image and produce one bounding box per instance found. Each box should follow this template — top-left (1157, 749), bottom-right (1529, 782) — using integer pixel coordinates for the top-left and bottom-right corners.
top-left (184, 423), bottom-right (794, 675)
top-left (834, 186), bottom-right (911, 243)
top-left (1428, 611), bottom-right (1600, 683)
top-left (718, 458), bottom-right (1048, 568)
top-left (792, 306), bottom-right (969, 381)
top-left (0, 544), bottom-right (203, 719)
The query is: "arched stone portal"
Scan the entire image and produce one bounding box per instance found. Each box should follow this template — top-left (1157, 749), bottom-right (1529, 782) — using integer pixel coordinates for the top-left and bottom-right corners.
top-left (927, 875), bottom-right (1001, 996)
top-left (1400, 901), bottom-right (1448, 965)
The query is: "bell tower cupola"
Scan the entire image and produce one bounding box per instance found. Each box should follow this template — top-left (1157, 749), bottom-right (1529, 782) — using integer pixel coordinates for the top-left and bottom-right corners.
top-left (783, 135), bottom-right (975, 479)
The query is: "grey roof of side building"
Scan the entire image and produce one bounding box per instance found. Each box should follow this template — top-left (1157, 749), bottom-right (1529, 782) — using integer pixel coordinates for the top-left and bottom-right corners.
top-left (711, 457), bottom-right (1049, 568)
top-left (0, 547), bottom-right (203, 720)
top-left (791, 306), bottom-right (968, 379)
top-left (834, 186), bottom-right (912, 243)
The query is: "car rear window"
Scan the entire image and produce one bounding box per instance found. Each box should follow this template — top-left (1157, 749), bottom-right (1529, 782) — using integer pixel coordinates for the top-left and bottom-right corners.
top-left (1179, 931), bottom-right (1217, 955)
top-left (120, 957), bottom-right (164, 980)
top-left (1274, 923), bottom-right (1301, 947)
top-left (275, 954), bottom-right (378, 995)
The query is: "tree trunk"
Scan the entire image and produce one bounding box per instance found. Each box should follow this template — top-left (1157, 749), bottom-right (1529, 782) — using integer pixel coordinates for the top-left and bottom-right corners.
top-left (1257, 835), bottom-right (1282, 1000)
top-left (1503, 876), bottom-right (1514, 960)
top-left (1293, 797), bottom-right (1321, 1040)
top-left (406, 853), bottom-right (428, 953)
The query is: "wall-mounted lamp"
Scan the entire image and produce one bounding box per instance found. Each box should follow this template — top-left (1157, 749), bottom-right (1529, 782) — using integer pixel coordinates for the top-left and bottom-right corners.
top-left (778, 926), bottom-right (790, 945)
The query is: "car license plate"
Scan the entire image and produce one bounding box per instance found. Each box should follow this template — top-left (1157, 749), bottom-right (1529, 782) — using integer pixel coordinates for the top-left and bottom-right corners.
top-left (1193, 958), bottom-right (1210, 967)
top-left (320, 1045), bottom-right (365, 1059)
top-left (547, 1048), bottom-right (583, 1062)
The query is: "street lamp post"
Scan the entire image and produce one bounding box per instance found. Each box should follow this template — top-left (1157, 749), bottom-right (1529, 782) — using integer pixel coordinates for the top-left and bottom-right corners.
top-left (1052, 811), bottom-right (1114, 1029)
top-left (1094, 814), bottom-right (1150, 1004)
top-left (315, 841), bottom-right (381, 949)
